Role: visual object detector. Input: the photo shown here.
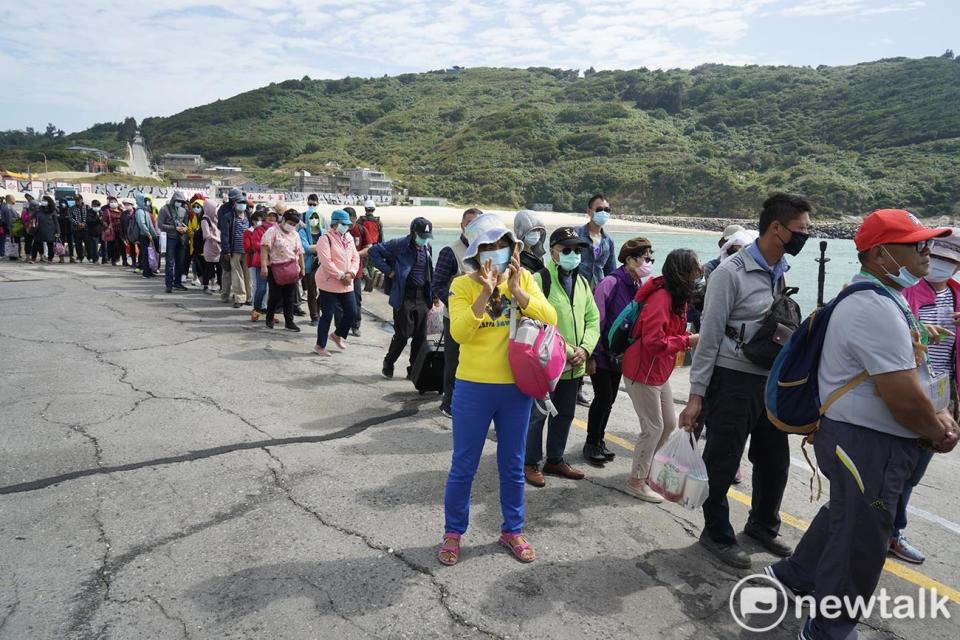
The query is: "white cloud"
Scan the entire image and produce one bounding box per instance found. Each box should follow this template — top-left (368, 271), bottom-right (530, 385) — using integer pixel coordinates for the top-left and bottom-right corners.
top-left (0, 0), bottom-right (929, 132)
top-left (779, 0), bottom-right (925, 18)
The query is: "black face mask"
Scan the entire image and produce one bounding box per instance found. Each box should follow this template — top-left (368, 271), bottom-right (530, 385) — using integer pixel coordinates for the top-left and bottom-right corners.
top-left (780, 229), bottom-right (809, 256)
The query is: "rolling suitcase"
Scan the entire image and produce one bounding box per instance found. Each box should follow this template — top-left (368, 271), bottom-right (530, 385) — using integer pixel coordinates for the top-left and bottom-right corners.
top-left (410, 336), bottom-right (445, 394)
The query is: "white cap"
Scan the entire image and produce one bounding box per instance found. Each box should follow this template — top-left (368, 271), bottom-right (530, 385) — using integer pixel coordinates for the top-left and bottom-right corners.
top-left (363, 199), bottom-right (375, 209)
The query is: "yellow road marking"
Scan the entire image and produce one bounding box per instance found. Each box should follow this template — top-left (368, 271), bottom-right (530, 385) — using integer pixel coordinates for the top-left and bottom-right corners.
top-left (570, 417), bottom-right (960, 604)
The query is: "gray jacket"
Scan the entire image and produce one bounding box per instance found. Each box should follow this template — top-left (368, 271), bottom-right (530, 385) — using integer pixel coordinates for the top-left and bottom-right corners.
top-left (689, 248), bottom-right (786, 396)
top-left (157, 190), bottom-right (187, 237)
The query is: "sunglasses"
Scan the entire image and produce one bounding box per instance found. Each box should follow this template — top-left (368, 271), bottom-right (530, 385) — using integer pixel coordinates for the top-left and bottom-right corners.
top-left (559, 247), bottom-right (581, 255)
top-left (890, 239), bottom-right (934, 253)
top-left (593, 207), bottom-right (611, 213)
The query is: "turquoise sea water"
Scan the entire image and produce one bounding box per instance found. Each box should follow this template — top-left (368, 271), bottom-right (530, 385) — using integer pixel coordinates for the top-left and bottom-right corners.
top-left (386, 226), bottom-right (860, 315)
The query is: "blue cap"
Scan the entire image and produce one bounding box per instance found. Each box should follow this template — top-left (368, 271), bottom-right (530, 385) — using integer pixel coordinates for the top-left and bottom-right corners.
top-left (331, 209), bottom-right (350, 225)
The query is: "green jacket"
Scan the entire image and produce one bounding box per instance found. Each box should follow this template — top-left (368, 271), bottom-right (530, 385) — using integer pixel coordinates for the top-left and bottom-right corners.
top-left (534, 260), bottom-right (601, 380)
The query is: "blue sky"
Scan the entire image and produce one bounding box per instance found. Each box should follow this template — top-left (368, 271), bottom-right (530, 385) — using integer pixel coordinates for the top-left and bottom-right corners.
top-left (0, 0), bottom-right (955, 133)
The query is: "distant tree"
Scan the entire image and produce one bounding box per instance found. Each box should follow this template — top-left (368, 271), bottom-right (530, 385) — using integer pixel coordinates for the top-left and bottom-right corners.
top-left (942, 49), bottom-right (955, 59)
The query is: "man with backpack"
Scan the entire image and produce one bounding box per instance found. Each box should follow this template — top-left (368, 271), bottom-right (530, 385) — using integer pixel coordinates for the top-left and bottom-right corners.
top-left (369, 217), bottom-right (434, 379)
top-left (360, 200), bottom-right (383, 291)
top-left (524, 227), bottom-right (601, 487)
top-left (432, 208), bottom-right (482, 418)
top-left (679, 193), bottom-right (811, 568)
top-left (766, 210), bottom-right (959, 640)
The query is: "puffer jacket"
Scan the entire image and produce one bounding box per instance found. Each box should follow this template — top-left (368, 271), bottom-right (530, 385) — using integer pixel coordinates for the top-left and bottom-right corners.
top-left (533, 259), bottom-right (601, 380)
top-left (622, 276), bottom-right (691, 386)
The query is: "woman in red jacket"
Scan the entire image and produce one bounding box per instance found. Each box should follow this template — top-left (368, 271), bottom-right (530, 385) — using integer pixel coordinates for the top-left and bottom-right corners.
top-left (621, 249), bottom-right (701, 502)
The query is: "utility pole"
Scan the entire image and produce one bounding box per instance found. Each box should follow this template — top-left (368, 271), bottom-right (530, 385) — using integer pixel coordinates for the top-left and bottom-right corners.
top-left (39, 152), bottom-right (48, 189)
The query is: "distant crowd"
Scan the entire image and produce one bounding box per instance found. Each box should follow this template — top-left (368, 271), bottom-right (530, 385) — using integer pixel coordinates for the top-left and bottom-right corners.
top-left (2, 189), bottom-right (958, 640)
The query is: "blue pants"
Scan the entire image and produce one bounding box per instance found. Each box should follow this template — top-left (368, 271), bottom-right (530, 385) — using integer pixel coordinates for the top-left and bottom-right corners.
top-left (165, 235), bottom-right (185, 289)
top-left (250, 267), bottom-right (268, 311)
top-left (444, 381), bottom-right (532, 535)
top-left (525, 378), bottom-right (580, 466)
top-left (893, 447), bottom-right (934, 536)
top-left (317, 290), bottom-right (357, 348)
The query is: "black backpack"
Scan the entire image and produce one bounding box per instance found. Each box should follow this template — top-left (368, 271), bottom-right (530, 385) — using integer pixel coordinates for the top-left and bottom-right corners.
top-left (727, 282), bottom-right (801, 369)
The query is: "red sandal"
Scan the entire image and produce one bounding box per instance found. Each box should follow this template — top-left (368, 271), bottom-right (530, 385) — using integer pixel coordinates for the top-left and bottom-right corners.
top-left (499, 533), bottom-right (535, 563)
top-left (437, 533), bottom-right (461, 566)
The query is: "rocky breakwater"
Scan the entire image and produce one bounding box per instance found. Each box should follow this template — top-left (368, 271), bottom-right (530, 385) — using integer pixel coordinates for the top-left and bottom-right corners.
top-left (623, 215), bottom-right (862, 240)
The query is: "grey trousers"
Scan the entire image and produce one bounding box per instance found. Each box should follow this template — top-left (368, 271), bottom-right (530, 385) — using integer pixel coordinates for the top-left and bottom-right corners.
top-left (772, 417), bottom-right (921, 640)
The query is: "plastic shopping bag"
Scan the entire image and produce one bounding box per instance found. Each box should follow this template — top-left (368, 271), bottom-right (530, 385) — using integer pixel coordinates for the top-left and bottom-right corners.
top-left (647, 429), bottom-right (709, 509)
top-left (159, 231), bottom-right (167, 254)
top-left (426, 301), bottom-right (445, 336)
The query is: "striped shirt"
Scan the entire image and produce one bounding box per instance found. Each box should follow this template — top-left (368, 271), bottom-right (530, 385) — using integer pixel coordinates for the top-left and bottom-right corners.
top-left (917, 286), bottom-right (956, 375)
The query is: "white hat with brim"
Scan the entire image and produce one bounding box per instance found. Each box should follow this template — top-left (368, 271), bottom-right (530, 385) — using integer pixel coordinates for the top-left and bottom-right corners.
top-left (931, 230), bottom-right (960, 263)
top-left (463, 213), bottom-right (518, 263)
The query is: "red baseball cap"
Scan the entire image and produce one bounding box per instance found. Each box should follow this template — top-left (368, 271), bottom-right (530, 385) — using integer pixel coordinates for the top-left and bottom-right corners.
top-left (854, 209), bottom-right (951, 252)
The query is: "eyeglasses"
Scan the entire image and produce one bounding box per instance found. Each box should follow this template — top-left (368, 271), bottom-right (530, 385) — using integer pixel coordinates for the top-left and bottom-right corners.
top-left (891, 240), bottom-right (934, 253)
top-left (593, 207), bottom-right (611, 213)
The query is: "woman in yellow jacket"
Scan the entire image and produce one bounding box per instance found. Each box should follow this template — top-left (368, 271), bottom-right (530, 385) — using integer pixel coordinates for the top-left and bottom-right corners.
top-left (439, 213), bottom-right (557, 566)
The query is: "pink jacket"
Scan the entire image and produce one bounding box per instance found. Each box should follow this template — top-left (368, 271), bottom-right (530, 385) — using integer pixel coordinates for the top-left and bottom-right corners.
top-left (315, 230), bottom-right (360, 293)
top-left (903, 278), bottom-right (960, 392)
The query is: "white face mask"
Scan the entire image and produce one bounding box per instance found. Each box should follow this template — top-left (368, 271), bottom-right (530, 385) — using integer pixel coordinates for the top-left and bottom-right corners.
top-left (925, 256), bottom-right (959, 283)
top-left (281, 222), bottom-right (294, 232)
top-left (192, 206), bottom-right (202, 214)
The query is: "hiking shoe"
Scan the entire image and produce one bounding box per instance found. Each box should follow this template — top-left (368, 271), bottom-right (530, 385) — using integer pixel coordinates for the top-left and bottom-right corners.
top-left (542, 460), bottom-right (585, 480)
top-left (889, 534), bottom-right (925, 564)
top-left (624, 481), bottom-right (664, 503)
top-left (173, 284), bottom-right (188, 291)
top-left (524, 464), bottom-right (546, 487)
top-left (699, 532), bottom-right (751, 569)
top-left (381, 362), bottom-right (394, 379)
top-left (598, 439), bottom-right (616, 461)
top-left (284, 323), bottom-right (301, 332)
top-left (582, 442), bottom-right (608, 466)
top-left (165, 287), bottom-right (173, 294)
top-left (265, 318), bottom-right (275, 329)
top-left (744, 524), bottom-right (793, 558)
top-left (232, 302), bottom-right (243, 309)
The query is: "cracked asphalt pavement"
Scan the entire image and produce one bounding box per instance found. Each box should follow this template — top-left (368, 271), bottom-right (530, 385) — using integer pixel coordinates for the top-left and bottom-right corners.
top-left (1, 261), bottom-right (957, 639)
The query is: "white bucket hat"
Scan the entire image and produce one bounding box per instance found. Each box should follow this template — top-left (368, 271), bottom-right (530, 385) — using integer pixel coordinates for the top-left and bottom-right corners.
top-left (463, 213), bottom-right (518, 263)
top-left (931, 230), bottom-right (960, 263)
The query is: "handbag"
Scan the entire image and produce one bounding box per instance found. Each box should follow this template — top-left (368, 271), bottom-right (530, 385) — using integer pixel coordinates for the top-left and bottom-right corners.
top-left (147, 245), bottom-right (160, 272)
top-left (272, 259), bottom-right (300, 285)
top-left (53, 239), bottom-right (66, 256)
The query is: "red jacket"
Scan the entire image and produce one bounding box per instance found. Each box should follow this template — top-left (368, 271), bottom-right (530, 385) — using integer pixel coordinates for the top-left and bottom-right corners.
top-left (622, 276), bottom-right (691, 386)
top-left (247, 223), bottom-right (272, 269)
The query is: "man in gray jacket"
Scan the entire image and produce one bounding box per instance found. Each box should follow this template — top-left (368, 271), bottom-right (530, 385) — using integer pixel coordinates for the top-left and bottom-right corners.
top-left (679, 193), bottom-right (812, 568)
top-left (157, 190), bottom-right (189, 293)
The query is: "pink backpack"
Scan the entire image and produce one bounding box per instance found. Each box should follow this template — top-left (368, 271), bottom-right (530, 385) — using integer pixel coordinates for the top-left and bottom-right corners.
top-left (508, 298), bottom-right (567, 415)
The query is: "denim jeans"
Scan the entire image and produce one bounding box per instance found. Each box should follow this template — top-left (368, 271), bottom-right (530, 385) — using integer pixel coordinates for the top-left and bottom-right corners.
top-left (525, 377), bottom-right (580, 466)
top-left (249, 267), bottom-right (268, 311)
top-left (317, 290), bottom-right (357, 348)
top-left (444, 381), bottom-right (532, 535)
top-left (164, 235), bottom-right (186, 289)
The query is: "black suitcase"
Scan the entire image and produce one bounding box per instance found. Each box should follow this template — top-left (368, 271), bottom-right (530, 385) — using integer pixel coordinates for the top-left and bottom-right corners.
top-left (410, 337), bottom-right (445, 394)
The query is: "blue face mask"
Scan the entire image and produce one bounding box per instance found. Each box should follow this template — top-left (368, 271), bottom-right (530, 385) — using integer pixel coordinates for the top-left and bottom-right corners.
top-left (236, 203), bottom-right (247, 213)
top-left (479, 247), bottom-right (511, 273)
top-left (415, 236), bottom-right (430, 247)
top-left (66, 200), bottom-right (75, 207)
top-left (524, 231), bottom-right (541, 247)
top-left (337, 223), bottom-right (350, 234)
top-left (558, 251), bottom-right (582, 271)
top-left (593, 211), bottom-right (610, 226)
top-left (307, 206), bottom-right (317, 213)
top-left (882, 247), bottom-right (922, 288)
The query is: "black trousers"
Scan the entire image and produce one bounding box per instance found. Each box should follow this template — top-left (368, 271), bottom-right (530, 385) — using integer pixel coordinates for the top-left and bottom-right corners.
top-left (385, 287), bottom-right (429, 369)
top-left (73, 229), bottom-right (87, 261)
top-left (30, 237), bottom-right (53, 260)
top-left (441, 316), bottom-right (460, 412)
top-left (587, 367), bottom-right (623, 445)
top-left (266, 267), bottom-right (296, 326)
top-left (83, 234), bottom-right (99, 262)
top-left (701, 366), bottom-right (790, 546)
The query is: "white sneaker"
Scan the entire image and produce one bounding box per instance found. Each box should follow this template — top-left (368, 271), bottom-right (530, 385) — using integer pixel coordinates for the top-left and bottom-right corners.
top-left (624, 481), bottom-right (664, 503)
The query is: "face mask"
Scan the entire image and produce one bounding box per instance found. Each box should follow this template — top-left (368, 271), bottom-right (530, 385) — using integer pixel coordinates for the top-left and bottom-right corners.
top-left (780, 229), bottom-right (809, 256)
top-left (524, 231), bottom-right (541, 247)
top-left (415, 236), bottom-right (429, 247)
top-left (479, 247), bottom-right (511, 274)
top-left (176, 204), bottom-right (185, 213)
top-left (309, 218), bottom-right (320, 228)
top-left (337, 223), bottom-right (351, 234)
top-left (881, 247), bottom-right (922, 288)
top-left (66, 200), bottom-right (75, 207)
top-left (192, 206), bottom-right (202, 214)
top-left (593, 211), bottom-right (609, 227)
top-left (281, 222), bottom-right (294, 232)
top-left (632, 260), bottom-right (653, 279)
top-left (236, 203), bottom-right (247, 213)
top-left (109, 202), bottom-right (118, 209)
top-left (256, 220), bottom-right (263, 227)
top-left (925, 256), bottom-right (958, 283)
top-left (558, 251), bottom-right (582, 271)
top-left (307, 206), bottom-right (317, 213)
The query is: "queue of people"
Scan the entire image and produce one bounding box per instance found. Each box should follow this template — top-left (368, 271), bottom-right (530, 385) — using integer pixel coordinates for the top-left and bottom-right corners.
top-left (4, 187), bottom-right (958, 640)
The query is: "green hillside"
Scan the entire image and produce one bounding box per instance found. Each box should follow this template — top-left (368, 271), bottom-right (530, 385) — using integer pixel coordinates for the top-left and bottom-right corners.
top-left (55, 56), bottom-right (960, 216)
